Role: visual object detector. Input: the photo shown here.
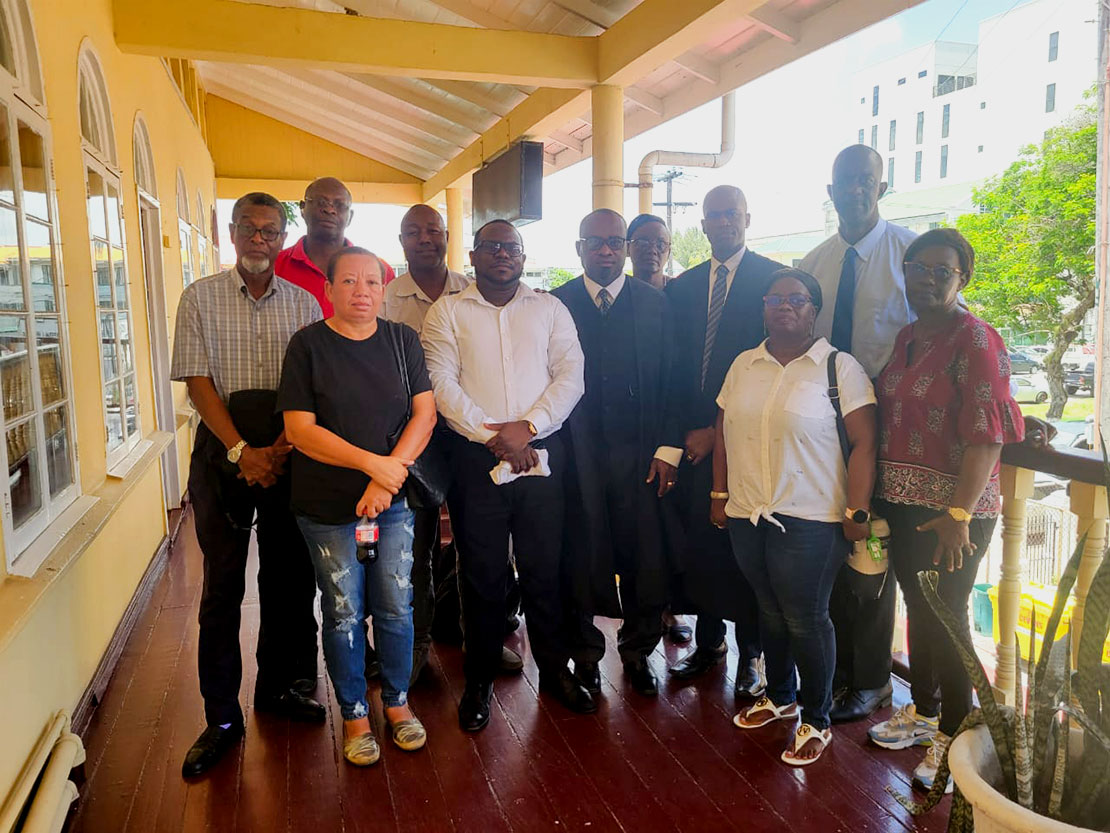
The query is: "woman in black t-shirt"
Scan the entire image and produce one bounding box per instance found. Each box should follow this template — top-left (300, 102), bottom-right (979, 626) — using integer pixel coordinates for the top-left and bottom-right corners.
top-left (278, 247), bottom-right (436, 767)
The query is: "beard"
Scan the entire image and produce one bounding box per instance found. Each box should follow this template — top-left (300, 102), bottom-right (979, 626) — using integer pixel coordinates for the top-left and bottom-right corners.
top-left (239, 254), bottom-right (271, 275)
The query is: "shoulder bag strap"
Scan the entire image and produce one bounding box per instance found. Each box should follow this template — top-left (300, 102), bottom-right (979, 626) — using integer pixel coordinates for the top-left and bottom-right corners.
top-left (827, 350), bottom-right (850, 466)
top-left (385, 321), bottom-right (413, 422)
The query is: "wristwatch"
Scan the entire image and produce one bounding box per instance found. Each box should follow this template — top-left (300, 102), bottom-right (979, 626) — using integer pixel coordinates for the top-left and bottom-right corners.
top-left (227, 439), bottom-right (248, 464)
top-left (845, 507), bottom-right (871, 524)
top-left (947, 506), bottom-right (973, 523)
top-left (525, 420), bottom-right (538, 437)
top-left (709, 491), bottom-right (729, 500)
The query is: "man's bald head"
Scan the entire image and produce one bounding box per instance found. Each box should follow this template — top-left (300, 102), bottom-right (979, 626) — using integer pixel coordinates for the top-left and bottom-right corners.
top-left (300, 177), bottom-right (353, 243)
top-left (579, 208), bottom-right (626, 239)
top-left (577, 208), bottom-right (627, 286)
top-left (399, 203), bottom-right (448, 272)
top-left (304, 177), bottom-right (352, 202)
top-left (828, 144), bottom-right (887, 235)
top-left (701, 185), bottom-right (749, 261)
top-left (831, 145), bottom-right (883, 182)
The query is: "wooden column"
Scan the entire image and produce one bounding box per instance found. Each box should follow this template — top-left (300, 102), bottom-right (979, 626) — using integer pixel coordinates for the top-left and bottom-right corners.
top-left (446, 187), bottom-right (464, 274)
top-left (995, 464), bottom-right (1034, 704)
top-left (591, 84), bottom-right (625, 213)
top-left (1068, 481), bottom-right (1108, 665)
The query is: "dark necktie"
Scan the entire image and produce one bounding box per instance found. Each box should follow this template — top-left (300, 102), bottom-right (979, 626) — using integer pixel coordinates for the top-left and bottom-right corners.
top-left (597, 287), bottom-right (612, 316)
top-left (702, 264), bottom-right (729, 389)
top-left (830, 247), bottom-right (858, 353)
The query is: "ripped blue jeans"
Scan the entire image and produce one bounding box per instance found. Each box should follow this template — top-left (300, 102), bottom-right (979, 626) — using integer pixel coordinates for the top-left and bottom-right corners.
top-left (297, 500), bottom-right (415, 718)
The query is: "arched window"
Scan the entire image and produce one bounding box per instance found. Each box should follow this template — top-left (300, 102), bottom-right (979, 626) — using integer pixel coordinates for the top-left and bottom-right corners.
top-left (79, 42), bottom-right (140, 470)
top-left (132, 115), bottom-right (156, 198)
top-left (0, 0), bottom-right (77, 575)
top-left (195, 189), bottom-right (213, 276)
top-left (176, 168), bottom-right (195, 287)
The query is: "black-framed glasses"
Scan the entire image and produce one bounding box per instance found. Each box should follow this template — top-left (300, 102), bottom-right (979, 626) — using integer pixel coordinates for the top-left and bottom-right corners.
top-left (234, 223), bottom-right (282, 242)
top-left (474, 240), bottom-right (524, 257)
top-left (904, 262), bottom-right (962, 282)
top-left (763, 293), bottom-right (812, 309)
top-left (629, 237), bottom-right (669, 252)
top-left (304, 196), bottom-right (351, 213)
top-left (580, 235), bottom-right (626, 252)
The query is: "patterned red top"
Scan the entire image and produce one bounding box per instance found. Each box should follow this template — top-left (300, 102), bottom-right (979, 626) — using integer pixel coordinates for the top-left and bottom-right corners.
top-left (875, 311), bottom-right (1024, 517)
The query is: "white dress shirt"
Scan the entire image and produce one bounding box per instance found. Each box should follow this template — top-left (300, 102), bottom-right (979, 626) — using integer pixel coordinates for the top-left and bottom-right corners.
top-left (716, 338), bottom-right (875, 527)
top-left (422, 281), bottom-right (585, 444)
top-left (580, 273), bottom-right (682, 468)
top-left (382, 268), bottom-right (469, 335)
top-left (708, 246), bottom-right (746, 315)
top-left (800, 218), bottom-right (917, 378)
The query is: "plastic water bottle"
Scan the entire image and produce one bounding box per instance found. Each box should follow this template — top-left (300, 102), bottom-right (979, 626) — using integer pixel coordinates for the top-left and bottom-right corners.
top-left (355, 516), bottom-right (379, 564)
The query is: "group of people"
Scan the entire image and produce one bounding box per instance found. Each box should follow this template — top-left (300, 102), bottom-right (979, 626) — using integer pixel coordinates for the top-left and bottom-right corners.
top-left (170, 144), bottom-right (1026, 792)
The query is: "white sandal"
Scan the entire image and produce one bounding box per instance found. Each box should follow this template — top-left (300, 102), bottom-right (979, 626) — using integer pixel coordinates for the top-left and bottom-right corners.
top-left (732, 696), bottom-right (799, 730)
top-left (781, 723), bottom-right (832, 766)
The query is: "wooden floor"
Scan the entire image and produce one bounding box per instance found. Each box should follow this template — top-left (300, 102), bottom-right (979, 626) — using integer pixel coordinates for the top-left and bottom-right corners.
top-left (70, 510), bottom-right (951, 833)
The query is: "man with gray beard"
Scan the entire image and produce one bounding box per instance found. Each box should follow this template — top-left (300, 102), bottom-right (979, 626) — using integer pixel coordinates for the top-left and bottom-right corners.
top-left (172, 192), bottom-right (326, 778)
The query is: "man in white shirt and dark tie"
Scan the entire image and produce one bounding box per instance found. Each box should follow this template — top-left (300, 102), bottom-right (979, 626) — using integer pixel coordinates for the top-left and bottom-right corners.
top-left (422, 219), bottom-right (596, 731)
top-left (799, 144), bottom-right (917, 723)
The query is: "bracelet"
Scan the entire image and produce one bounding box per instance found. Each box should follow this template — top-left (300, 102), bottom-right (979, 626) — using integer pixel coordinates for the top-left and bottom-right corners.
top-left (709, 491), bottom-right (729, 500)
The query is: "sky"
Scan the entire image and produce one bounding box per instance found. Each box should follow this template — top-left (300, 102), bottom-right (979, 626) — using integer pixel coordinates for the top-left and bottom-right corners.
top-left (218, 0), bottom-right (1030, 270)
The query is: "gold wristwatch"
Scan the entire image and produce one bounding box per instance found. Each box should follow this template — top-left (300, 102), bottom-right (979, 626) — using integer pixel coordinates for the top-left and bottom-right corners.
top-left (227, 439), bottom-right (248, 464)
top-left (947, 506), bottom-right (972, 523)
top-left (525, 420), bottom-right (538, 437)
top-left (709, 491), bottom-right (729, 500)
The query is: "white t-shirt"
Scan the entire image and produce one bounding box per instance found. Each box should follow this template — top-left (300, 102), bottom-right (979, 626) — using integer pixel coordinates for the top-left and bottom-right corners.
top-left (716, 337), bottom-right (875, 526)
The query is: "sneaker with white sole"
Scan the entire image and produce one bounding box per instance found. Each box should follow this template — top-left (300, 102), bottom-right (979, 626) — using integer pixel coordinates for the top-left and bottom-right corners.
top-left (912, 731), bottom-right (953, 794)
top-left (868, 703), bottom-right (938, 749)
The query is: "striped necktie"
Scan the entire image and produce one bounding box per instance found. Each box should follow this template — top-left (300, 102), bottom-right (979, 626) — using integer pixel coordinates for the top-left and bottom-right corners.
top-left (702, 263), bottom-right (729, 389)
top-left (597, 287), bottom-right (612, 316)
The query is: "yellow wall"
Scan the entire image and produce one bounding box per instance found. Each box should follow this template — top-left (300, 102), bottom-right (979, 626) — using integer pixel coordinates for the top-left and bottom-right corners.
top-left (0, 0), bottom-right (215, 804)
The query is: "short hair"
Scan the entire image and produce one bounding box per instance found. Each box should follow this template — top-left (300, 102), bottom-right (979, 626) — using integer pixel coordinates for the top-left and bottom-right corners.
top-left (325, 245), bottom-right (381, 282)
top-left (579, 208), bottom-right (625, 238)
top-left (627, 214), bottom-right (668, 240)
top-left (765, 267), bottom-right (824, 313)
top-left (231, 192), bottom-right (286, 231)
top-left (904, 227), bottom-right (975, 278)
top-left (473, 218), bottom-right (518, 247)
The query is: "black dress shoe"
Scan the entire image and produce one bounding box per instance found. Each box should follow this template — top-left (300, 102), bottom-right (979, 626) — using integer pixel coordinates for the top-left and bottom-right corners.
top-left (505, 612), bottom-right (521, 634)
top-left (458, 682), bottom-right (493, 732)
top-left (624, 657), bottom-right (658, 697)
top-left (291, 677), bottom-right (317, 696)
top-left (666, 623), bottom-right (693, 645)
top-left (734, 657), bottom-right (766, 700)
top-left (668, 644), bottom-right (727, 680)
top-left (254, 688), bottom-right (328, 723)
top-left (829, 681), bottom-right (894, 724)
top-left (182, 722), bottom-right (244, 778)
top-left (540, 668), bottom-right (598, 714)
top-left (410, 643), bottom-right (431, 686)
top-left (574, 660), bottom-right (601, 694)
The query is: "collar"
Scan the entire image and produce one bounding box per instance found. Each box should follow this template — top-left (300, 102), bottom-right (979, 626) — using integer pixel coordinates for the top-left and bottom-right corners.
top-left (288, 235), bottom-right (355, 274)
top-left (838, 218), bottom-right (887, 262)
top-left (393, 268), bottom-right (468, 302)
top-left (458, 279), bottom-right (537, 309)
top-left (748, 336), bottom-right (834, 368)
top-left (710, 246), bottom-right (746, 278)
top-left (233, 267), bottom-right (278, 301)
top-left (582, 273), bottom-right (626, 304)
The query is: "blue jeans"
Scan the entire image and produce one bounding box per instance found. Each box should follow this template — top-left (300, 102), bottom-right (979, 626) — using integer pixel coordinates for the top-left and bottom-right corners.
top-left (728, 515), bottom-right (847, 730)
top-left (297, 501), bottom-right (415, 718)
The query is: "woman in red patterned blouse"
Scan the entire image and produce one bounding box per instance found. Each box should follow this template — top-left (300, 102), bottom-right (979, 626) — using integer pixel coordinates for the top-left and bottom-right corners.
top-left (867, 228), bottom-right (1023, 793)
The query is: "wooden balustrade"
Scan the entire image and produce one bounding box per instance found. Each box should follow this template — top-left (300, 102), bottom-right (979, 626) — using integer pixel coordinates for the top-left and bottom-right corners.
top-left (995, 444), bottom-right (1108, 704)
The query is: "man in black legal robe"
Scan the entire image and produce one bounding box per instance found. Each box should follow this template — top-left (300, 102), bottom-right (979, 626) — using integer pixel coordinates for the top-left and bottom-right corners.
top-left (553, 208), bottom-right (683, 697)
top-left (664, 185), bottom-right (781, 699)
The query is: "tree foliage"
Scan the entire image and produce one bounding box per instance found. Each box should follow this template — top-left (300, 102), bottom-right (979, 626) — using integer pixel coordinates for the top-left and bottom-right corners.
top-left (545, 267), bottom-right (576, 289)
top-left (282, 200), bottom-right (301, 228)
top-left (671, 226), bottom-right (711, 269)
top-left (956, 98), bottom-right (1096, 419)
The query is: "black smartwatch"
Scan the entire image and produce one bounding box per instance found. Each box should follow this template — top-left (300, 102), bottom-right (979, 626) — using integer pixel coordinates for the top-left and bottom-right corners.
top-left (845, 507), bottom-right (871, 524)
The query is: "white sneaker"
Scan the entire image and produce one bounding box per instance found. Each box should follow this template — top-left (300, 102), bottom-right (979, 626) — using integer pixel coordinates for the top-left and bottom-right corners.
top-left (913, 731), bottom-right (953, 794)
top-left (868, 703), bottom-right (938, 749)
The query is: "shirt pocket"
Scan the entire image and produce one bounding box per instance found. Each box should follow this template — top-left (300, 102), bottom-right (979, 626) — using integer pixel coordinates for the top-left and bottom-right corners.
top-left (782, 380), bottom-right (836, 420)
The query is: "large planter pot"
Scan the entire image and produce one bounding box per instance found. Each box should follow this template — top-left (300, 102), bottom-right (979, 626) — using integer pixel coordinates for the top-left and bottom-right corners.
top-left (948, 724), bottom-right (1096, 833)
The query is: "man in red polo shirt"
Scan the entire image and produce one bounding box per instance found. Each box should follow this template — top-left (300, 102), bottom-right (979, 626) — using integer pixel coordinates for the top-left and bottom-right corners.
top-left (275, 176), bottom-right (394, 316)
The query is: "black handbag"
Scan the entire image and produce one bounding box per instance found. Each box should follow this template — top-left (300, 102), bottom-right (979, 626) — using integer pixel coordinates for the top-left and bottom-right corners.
top-left (383, 322), bottom-right (450, 508)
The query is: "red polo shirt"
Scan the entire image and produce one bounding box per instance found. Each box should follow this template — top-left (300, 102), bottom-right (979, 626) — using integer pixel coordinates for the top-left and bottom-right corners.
top-left (275, 236), bottom-right (395, 317)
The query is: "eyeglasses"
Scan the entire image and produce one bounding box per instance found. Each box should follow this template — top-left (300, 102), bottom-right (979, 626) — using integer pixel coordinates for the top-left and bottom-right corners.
top-left (904, 262), bottom-right (963, 282)
top-left (473, 240), bottom-right (524, 257)
top-left (763, 293), bottom-right (812, 309)
top-left (629, 237), bottom-right (669, 252)
top-left (234, 223), bottom-right (282, 242)
top-left (580, 236), bottom-right (626, 252)
top-left (401, 227), bottom-right (444, 239)
top-left (304, 196), bottom-right (351, 213)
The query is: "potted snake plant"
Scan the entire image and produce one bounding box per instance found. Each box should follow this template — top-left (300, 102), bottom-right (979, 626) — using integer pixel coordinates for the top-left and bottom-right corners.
top-left (891, 531), bottom-right (1110, 832)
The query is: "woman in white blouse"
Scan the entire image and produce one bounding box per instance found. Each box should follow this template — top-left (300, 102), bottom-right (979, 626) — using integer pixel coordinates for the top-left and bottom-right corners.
top-left (710, 268), bottom-right (877, 766)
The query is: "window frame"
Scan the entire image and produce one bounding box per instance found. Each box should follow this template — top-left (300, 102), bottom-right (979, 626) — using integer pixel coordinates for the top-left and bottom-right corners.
top-left (941, 103), bottom-right (950, 139)
top-left (1048, 31), bottom-right (1059, 62)
top-left (914, 150), bottom-right (922, 184)
top-left (940, 144), bottom-right (949, 179)
top-left (1045, 83), bottom-right (1056, 113)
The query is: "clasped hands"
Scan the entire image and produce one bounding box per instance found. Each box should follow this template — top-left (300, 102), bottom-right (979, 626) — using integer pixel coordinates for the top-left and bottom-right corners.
top-left (236, 442), bottom-right (291, 489)
top-left (484, 421), bottom-right (539, 473)
top-left (357, 451), bottom-right (416, 519)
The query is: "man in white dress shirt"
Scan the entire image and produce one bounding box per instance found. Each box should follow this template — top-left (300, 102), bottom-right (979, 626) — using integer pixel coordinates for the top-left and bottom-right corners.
top-left (422, 219), bottom-right (596, 731)
top-left (799, 144), bottom-right (917, 723)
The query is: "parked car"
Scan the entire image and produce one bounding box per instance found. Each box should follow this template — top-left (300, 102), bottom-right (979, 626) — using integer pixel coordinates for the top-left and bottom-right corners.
top-left (1062, 343), bottom-right (1095, 371)
top-left (1012, 376), bottom-right (1049, 404)
top-left (1024, 345), bottom-right (1052, 359)
top-left (1009, 350), bottom-right (1040, 375)
top-left (1065, 361), bottom-right (1094, 395)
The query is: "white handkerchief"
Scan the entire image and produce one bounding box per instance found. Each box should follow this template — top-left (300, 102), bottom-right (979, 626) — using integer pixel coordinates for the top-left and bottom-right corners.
top-left (489, 448), bottom-right (550, 485)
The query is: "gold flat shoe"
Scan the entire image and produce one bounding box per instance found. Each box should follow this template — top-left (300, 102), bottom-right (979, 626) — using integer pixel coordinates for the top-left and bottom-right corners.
top-left (387, 716), bottom-right (427, 751)
top-left (343, 731), bottom-right (380, 766)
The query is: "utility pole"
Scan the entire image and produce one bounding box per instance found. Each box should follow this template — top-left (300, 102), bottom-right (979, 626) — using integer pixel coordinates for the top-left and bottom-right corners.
top-left (652, 169), bottom-right (695, 276)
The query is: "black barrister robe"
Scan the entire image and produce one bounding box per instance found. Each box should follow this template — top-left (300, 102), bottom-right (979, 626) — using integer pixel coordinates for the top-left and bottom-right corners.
top-left (551, 276), bottom-right (684, 618)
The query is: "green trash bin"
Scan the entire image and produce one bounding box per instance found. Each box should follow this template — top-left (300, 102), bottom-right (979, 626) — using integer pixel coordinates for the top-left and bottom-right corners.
top-left (972, 583), bottom-right (994, 637)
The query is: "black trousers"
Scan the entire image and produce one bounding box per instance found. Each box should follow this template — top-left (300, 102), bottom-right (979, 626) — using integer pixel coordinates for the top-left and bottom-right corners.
top-left (410, 503), bottom-right (440, 654)
top-left (830, 558), bottom-right (897, 693)
top-left (189, 425), bottom-right (319, 727)
top-left (571, 444), bottom-right (665, 666)
top-left (449, 433), bottom-right (569, 684)
top-left (881, 500), bottom-right (994, 735)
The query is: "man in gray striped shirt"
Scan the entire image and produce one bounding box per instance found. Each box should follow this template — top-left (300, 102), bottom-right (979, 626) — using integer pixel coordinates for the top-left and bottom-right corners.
top-left (172, 192), bottom-right (324, 779)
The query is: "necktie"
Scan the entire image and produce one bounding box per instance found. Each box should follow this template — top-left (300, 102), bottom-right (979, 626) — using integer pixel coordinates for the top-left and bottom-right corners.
top-left (597, 287), bottom-right (612, 316)
top-left (830, 247), bottom-right (858, 353)
top-left (702, 264), bottom-right (729, 389)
